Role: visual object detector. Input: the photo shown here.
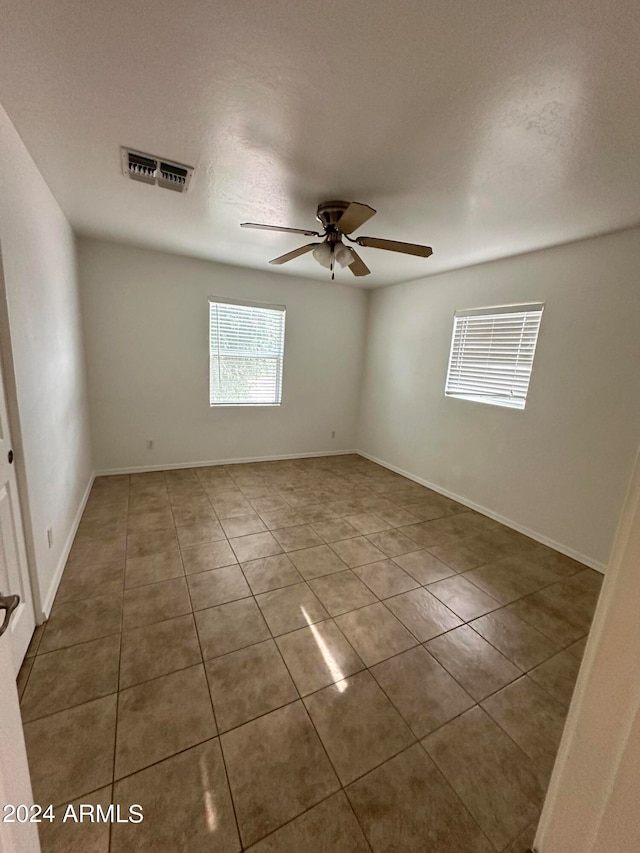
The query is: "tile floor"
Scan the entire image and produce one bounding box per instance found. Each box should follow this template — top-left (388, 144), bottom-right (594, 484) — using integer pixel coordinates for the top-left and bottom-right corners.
top-left (17, 454), bottom-right (602, 852)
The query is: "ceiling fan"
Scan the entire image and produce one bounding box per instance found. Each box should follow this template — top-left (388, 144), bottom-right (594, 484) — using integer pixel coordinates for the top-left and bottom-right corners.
top-left (241, 200), bottom-right (433, 279)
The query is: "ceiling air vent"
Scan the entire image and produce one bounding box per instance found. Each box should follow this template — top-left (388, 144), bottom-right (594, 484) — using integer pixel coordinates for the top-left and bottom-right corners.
top-left (121, 147), bottom-right (194, 193)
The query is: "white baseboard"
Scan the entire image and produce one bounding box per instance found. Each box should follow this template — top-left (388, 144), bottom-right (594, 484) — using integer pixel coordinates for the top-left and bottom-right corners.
top-left (96, 449), bottom-right (358, 477)
top-left (41, 471), bottom-right (96, 619)
top-left (356, 450), bottom-right (607, 574)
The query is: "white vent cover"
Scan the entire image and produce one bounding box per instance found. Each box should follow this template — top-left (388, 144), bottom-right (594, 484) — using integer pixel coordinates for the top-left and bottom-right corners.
top-left (121, 147), bottom-right (193, 192)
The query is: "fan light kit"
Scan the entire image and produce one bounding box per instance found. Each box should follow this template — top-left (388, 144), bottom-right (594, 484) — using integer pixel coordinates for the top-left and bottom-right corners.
top-left (241, 200), bottom-right (433, 279)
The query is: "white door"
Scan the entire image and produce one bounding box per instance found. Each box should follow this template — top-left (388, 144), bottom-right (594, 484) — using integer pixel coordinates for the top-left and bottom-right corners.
top-left (0, 628), bottom-right (41, 852)
top-left (0, 326), bottom-right (35, 672)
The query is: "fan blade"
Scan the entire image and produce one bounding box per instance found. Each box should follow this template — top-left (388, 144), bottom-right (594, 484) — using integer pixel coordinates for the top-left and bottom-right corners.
top-left (269, 243), bottom-right (321, 265)
top-left (356, 236), bottom-right (433, 257)
top-left (347, 248), bottom-right (371, 277)
top-left (336, 202), bottom-right (377, 234)
top-left (241, 222), bottom-right (321, 237)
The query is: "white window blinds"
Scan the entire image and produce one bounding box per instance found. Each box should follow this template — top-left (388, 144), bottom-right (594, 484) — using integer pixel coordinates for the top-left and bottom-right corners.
top-left (445, 303), bottom-right (543, 410)
top-left (209, 298), bottom-right (286, 406)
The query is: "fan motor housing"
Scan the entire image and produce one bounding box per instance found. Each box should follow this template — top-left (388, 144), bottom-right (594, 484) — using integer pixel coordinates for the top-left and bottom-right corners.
top-left (316, 201), bottom-right (350, 231)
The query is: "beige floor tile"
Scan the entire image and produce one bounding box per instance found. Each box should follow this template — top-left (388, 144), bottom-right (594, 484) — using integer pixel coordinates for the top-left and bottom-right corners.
top-left (229, 531), bottom-right (283, 562)
top-left (119, 614), bottom-right (201, 688)
top-left (124, 549), bottom-right (184, 589)
top-left (21, 635), bottom-right (119, 722)
top-left (428, 575), bottom-right (501, 620)
top-left (371, 646), bottom-right (474, 737)
top-left (276, 619), bottom-right (364, 695)
top-left (528, 648), bottom-right (582, 706)
top-left (40, 594), bottom-right (122, 652)
top-left (470, 608), bottom-right (561, 671)
top-left (357, 495), bottom-right (397, 513)
top-left (344, 512), bottom-right (391, 535)
top-left (428, 538), bottom-right (491, 572)
top-left (76, 515), bottom-right (127, 543)
top-left (422, 706), bottom-right (545, 850)
top-left (426, 625), bottom-right (522, 701)
top-left (392, 549), bottom-right (456, 584)
top-left (482, 676), bottom-right (568, 778)
top-left (375, 506), bottom-right (421, 528)
top-left (241, 554), bottom-right (303, 594)
top-left (24, 694), bottom-right (117, 806)
top-left (123, 576), bottom-right (191, 630)
top-left (38, 785), bottom-right (112, 853)
top-left (66, 535), bottom-right (126, 571)
top-left (221, 513), bottom-right (268, 538)
top-left (365, 528), bottom-right (420, 558)
top-left (249, 495), bottom-right (290, 513)
top-left (517, 570), bottom-right (598, 645)
top-left (221, 701), bottom-right (340, 847)
top-left (26, 456), bottom-right (591, 853)
top-left (127, 507), bottom-right (175, 534)
top-left (526, 545), bottom-right (587, 579)
top-left (175, 518), bottom-right (225, 548)
top-left (187, 565), bottom-right (251, 610)
top-left (213, 495), bottom-right (254, 518)
top-left (112, 739), bottom-right (240, 853)
top-left (507, 588), bottom-right (591, 645)
top-left (402, 521), bottom-right (454, 549)
top-left (205, 639), bottom-right (297, 731)
top-left (129, 493), bottom-right (170, 514)
top-left (335, 602), bottom-right (417, 667)
top-left (246, 791), bottom-right (369, 853)
top-left (310, 517), bottom-right (359, 543)
top-left (308, 570), bottom-right (377, 616)
top-left (195, 598), bottom-right (271, 659)
top-left (115, 664), bottom-right (216, 778)
top-left (54, 561), bottom-right (124, 605)
top-left (346, 743), bottom-right (493, 853)
top-left (126, 527), bottom-right (178, 558)
top-left (181, 540), bottom-right (238, 574)
top-left (402, 497), bottom-right (459, 521)
top-left (464, 557), bottom-right (558, 604)
top-left (258, 508), bottom-right (305, 529)
top-left (385, 586), bottom-right (462, 641)
top-left (256, 582), bottom-right (329, 636)
top-left (354, 559), bottom-right (420, 599)
top-left (330, 536), bottom-right (386, 568)
top-left (288, 544), bottom-right (348, 579)
top-left (272, 524), bottom-right (324, 552)
top-left (171, 504), bottom-right (216, 527)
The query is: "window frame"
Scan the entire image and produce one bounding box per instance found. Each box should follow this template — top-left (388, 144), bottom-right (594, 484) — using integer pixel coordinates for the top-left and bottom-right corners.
top-left (444, 302), bottom-right (544, 411)
top-left (208, 296), bottom-right (286, 408)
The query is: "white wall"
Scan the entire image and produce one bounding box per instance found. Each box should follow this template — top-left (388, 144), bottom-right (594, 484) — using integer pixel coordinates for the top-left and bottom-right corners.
top-left (0, 103), bottom-right (93, 615)
top-left (358, 228), bottom-right (640, 569)
top-left (78, 238), bottom-right (368, 471)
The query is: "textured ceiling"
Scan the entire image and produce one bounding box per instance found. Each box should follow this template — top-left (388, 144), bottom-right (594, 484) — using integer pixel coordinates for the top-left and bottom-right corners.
top-left (1, 0), bottom-right (639, 287)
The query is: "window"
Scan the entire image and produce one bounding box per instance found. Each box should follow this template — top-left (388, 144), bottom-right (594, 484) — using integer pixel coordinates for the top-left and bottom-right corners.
top-left (445, 303), bottom-right (543, 410)
top-left (209, 297), bottom-right (286, 406)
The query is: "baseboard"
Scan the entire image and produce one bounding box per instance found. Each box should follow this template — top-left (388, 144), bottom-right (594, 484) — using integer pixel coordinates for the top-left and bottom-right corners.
top-left (96, 449), bottom-right (358, 477)
top-left (40, 471), bottom-right (96, 619)
top-left (356, 450), bottom-right (607, 574)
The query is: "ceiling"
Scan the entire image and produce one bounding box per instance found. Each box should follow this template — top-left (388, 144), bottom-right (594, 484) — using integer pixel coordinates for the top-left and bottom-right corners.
top-left (1, 0), bottom-right (639, 288)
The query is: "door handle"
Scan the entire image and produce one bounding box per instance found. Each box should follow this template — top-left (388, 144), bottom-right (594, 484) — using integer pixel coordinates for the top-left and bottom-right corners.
top-left (0, 593), bottom-right (20, 638)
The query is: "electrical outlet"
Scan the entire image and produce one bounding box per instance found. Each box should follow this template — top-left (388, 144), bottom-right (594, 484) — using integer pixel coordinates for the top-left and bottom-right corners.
top-left (47, 527), bottom-right (53, 549)
top-left (147, 439), bottom-right (154, 450)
